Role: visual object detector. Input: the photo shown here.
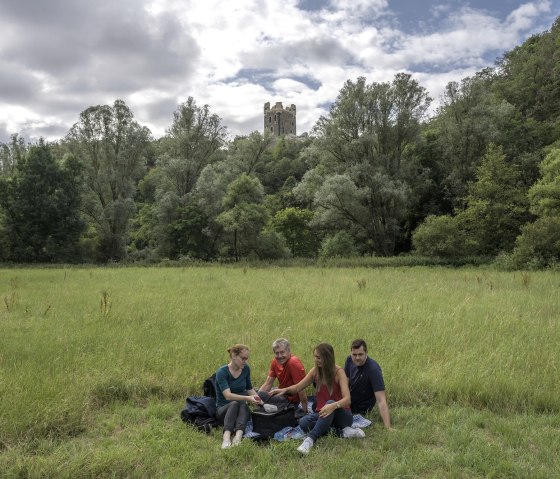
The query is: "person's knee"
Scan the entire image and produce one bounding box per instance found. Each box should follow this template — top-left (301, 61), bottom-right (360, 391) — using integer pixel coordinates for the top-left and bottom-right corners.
top-left (299, 415), bottom-right (315, 431)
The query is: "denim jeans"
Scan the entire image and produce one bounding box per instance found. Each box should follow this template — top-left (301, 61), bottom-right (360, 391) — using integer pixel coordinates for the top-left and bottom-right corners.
top-left (216, 401), bottom-right (250, 433)
top-left (298, 400), bottom-right (352, 441)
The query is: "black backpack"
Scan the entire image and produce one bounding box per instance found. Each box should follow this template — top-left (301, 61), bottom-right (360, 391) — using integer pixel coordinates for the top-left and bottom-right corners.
top-left (203, 374), bottom-right (216, 398)
top-left (180, 396), bottom-right (219, 433)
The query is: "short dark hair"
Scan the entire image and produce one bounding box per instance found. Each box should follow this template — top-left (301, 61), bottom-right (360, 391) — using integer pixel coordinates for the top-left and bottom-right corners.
top-left (351, 339), bottom-right (368, 352)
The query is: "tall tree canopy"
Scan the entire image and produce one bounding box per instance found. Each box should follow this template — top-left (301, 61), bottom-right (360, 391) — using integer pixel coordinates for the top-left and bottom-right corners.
top-left (299, 74), bottom-right (430, 255)
top-left (66, 100), bottom-right (151, 261)
top-left (143, 98), bottom-right (227, 259)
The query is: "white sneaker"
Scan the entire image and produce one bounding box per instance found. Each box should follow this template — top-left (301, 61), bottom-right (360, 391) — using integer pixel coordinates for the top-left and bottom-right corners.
top-left (232, 436), bottom-right (242, 446)
top-left (342, 427), bottom-right (365, 439)
top-left (297, 437), bottom-right (314, 454)
top-left (221, 439), bottom-right (232, 449)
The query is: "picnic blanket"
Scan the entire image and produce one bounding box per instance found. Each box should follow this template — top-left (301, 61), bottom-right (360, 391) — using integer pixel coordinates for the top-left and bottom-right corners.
top-left (244, 414), bottom-right (371, 440)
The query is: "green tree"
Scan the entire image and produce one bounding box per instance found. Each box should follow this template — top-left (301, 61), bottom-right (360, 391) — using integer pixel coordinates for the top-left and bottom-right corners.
top-left (0, 134), bottom-right (26, 176)
top-left (146, 99), bottom-right (228, 259)
top-left (458, 144), bottom-right (530, 254)
top-left (155, 98), bottom-right (227, 197)
top-left (301, 74), bottom-right (429, 255)
top-left (228, 131), bottom-right (274, 176)
top-left (216, 173), bottom-right (268, 261)
top-left (527, 147), bottom-right (560, 217)
top-left (270, 207), bottom-right (318, 257)
top-left (494, 18), bottom-right (560, 124)
top-left (430, 73), bottom-right (518, 206)
top-left (314, 74), bottom-right (430, 173)
top-left (509, 147), bottom-right (560, 267)
top-left (260, 135), bottom-right (310, 193)
top-left (319, 231), bottom-right (359, 258)
top-left (66, 100), bottom-right (151, 261)
top-left (412, 214), bottom-right (472, 257)
top-left (254, 230), bottom-right (291, 260)
top-left (0, 143), bottom-right (84, 262)
top-left (301, 170), bottom-right (410, 256)
top-left (412, 144), bottom-right (530, 257)
top-left (191, 131), bottom-right (284, 259)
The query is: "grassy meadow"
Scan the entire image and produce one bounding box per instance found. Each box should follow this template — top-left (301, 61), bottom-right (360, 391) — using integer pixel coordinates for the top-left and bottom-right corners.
top-left (0, 265), bottom-right (559, 478)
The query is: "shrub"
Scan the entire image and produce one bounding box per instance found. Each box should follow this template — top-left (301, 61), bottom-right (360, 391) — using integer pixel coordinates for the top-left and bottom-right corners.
top-left (508, 216), bottom-right (560, 268)
top-left (254, 230), bottom-right (291, 260)
top-left (319, 231), bottom-right (359, 258)
top-left (412, 214), bottom-right (474, 257)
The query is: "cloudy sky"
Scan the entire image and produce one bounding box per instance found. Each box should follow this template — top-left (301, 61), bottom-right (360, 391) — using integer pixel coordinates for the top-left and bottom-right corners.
top-left (0, 0), bottom-right (558, 144)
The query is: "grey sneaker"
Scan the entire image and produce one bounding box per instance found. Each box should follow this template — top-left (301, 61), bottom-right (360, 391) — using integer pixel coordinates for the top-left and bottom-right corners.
top-left (342, 427), bottom-right (365, 439)
top-left (221, 439), bottom-right (232, 449)
top-left (297, 437), bottom-right (314, 454)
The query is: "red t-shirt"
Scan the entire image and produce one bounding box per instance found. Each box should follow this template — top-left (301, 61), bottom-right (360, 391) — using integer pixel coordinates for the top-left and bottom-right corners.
top-left (269, 355), bottom-right (306, 404)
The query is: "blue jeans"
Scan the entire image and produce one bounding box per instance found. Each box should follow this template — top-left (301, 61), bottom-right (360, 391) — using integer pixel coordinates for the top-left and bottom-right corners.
top-left (298, 400), bottom-right (352, 441)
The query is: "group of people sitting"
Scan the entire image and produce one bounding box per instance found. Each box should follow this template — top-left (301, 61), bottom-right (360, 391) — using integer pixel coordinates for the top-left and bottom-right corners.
top-left (215, 338), bottom-right (392, 454)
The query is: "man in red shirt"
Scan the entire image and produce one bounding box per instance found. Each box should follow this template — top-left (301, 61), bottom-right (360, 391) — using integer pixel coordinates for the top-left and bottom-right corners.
top-left (258, 338), bottom-right (308, 412)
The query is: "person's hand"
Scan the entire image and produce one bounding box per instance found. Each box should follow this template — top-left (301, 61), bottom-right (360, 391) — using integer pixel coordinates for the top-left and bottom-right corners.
top-left (269, 388), bottom-right (286, 397)
top-left (318, 402), bottom-right (337, 418)
top-left (249, 395), bottom-right (262, 405)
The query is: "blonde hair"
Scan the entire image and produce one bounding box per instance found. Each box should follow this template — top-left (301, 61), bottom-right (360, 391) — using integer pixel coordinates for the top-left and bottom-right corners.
top-left (228, 343), bottom-right (249, 357)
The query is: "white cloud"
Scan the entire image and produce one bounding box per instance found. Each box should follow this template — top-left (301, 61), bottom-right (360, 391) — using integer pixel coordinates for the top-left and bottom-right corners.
top-left (0, 0), bottom-right (556, 142)
top-left (506, 0), bottom-right (552, 30)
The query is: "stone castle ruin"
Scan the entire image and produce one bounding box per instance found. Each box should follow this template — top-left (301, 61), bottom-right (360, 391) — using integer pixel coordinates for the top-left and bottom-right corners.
top-left (264, 101), bottom-right (296, 136)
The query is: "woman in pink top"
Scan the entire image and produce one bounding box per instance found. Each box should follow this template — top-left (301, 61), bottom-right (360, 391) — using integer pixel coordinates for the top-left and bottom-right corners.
top-left (271, 342), bottom-right (365, 454)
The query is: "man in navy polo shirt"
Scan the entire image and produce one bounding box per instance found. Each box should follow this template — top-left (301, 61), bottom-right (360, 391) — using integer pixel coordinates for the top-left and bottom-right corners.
top-left (344, 339), bottom-right (392, 430)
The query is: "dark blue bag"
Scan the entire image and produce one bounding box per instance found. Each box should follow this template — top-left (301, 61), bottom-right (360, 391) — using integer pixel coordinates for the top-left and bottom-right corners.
top-left (180, 396), bottom-right (219, 433)
top-left (203, 374), bottom-right (216, 398)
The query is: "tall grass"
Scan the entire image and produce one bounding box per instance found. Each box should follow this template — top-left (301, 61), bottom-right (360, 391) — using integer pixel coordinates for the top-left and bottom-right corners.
top-left (1, 266), bottom-right (558, 477)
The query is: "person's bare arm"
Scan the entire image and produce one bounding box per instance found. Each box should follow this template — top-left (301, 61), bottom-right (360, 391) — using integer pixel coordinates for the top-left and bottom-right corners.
top-left (271, 367), bottom-right (315, 396)
top-left (222, 388), bottom-right (262, 405)
top-left (374, 390), bottom-right (392, 429)
top-left (298, 389), bottom-right (308, 411)
top-left (258, 376), bottom-right (275, 392)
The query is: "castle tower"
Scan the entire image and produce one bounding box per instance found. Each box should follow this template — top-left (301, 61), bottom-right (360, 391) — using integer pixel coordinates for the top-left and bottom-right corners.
top-left (264, 101), bottom-right (296, 136)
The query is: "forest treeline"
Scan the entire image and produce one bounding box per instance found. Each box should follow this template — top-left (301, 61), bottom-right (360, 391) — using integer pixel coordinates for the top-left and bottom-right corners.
top-left (1, 18), bottom-right (559, 268)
